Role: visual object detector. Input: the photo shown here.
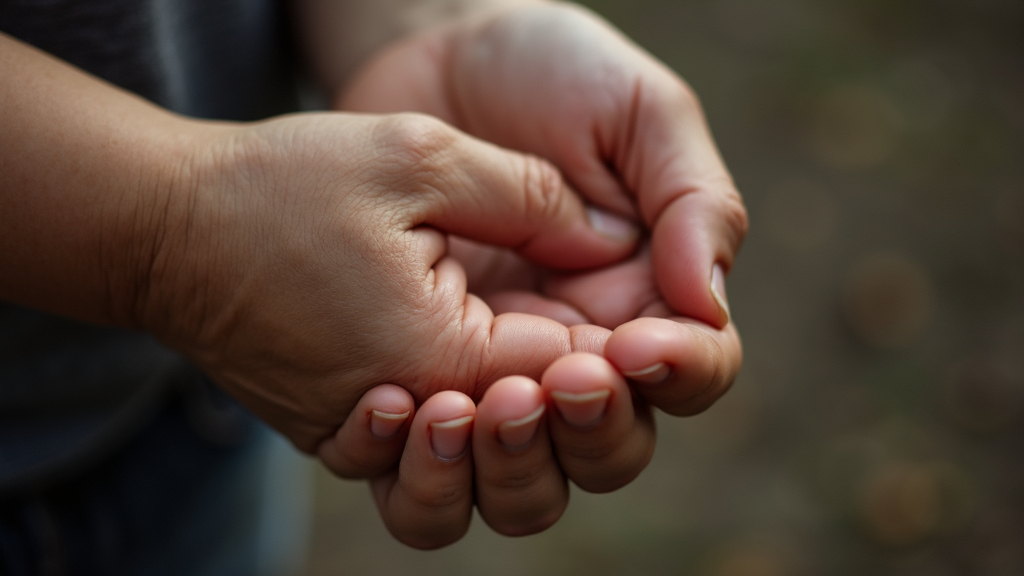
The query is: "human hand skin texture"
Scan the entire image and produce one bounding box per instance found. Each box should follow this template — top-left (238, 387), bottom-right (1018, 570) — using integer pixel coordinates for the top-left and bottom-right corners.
top-left (138, 110), bottom-right (643, 453)
top-left (311, 2), bottom-right (747, 548)
top-left (0, 0), bottom-right (747, 550)
top-left (0, 31), bottom-right (635, 454)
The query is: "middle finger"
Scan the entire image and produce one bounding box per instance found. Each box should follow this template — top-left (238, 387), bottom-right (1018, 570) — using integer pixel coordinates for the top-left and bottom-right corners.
top-left (473, 375), bottom-right (569, 536)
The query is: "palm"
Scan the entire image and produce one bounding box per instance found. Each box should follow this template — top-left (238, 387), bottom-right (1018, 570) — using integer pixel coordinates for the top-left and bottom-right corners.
top-left (448, 235), bottom-right (661, 329)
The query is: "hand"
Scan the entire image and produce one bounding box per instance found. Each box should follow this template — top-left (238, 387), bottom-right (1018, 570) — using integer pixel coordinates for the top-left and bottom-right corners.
top-left (320, 352), bottom-right (668, 549)
top-left (341, 2), bottom-right (748, 332)
top-left (319, 3), bottom-right (748, 546)
top-left (137, 111), bottom-right (639, 452)
top-left (340, 1), bottom-right (747, 417)
top-left (318, 310), bottom-right (740, 549)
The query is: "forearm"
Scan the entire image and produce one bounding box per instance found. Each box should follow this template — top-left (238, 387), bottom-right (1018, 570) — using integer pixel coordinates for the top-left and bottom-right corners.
top-left (292, 0), bottom-right (545, 98)
top-left (0, 33), bottom-right (207, 327)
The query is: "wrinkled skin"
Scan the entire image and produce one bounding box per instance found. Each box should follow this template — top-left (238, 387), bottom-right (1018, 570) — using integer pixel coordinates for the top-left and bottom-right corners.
top-left (142, 111), bottom-right (637, 453)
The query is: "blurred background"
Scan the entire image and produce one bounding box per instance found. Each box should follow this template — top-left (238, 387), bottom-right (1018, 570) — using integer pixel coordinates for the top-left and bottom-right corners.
top-left (301, 1), bottom-right (1024, 574)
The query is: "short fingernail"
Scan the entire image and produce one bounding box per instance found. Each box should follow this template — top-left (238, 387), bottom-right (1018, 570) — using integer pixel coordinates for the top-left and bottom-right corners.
top-left (551, 389), bottom-right (611, 428)
top-left (497, 404), bottom-right (545, 451)
top-left (711, 263), bottom-right (730, 323)
top-left (429, 415), bottom-right (474, 460)
top-left (622, 362), bottom-right (671, 384)
top-left (587, 206), bottom-right (639, 242)
top-left (370, 410), bottom-right (410, 440)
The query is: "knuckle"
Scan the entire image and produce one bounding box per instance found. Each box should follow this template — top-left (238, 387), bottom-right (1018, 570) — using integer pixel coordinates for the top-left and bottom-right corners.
top-left (673, 79), bottom-right (704, 115)
top-left (560, 440), bottom-right (617, 464)
top-left (650, 78), bottom-right (703, 118)
top-left (572, 448), bottom-right (651, 493)
top-left (520, 156), bottom-right (565, 227)
top-left (571, 463), bottom-right (641, 494)
top-left (670, 328), bottom-right (737, 416)
top-left (378, 113), bottom-right (456, 173)
top-left (479, 459), bottom-right (550, 491)
top-left (558, 432), bottom-right (654, 493)
top-left (721, 188), bottom-right (750, 247)
top-left (390, 510), bottom-right (470, 550)
top-left (391, 521), bottom-right (467, 550)
top-left (488, 506), bottom-right (563, 537)
top-left (335, 450), bottom-right (387, 480)
top-left (401, 475), bottom-right (471, 512)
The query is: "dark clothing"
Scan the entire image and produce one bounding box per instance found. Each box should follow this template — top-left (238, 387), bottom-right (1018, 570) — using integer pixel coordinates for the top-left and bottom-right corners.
top-left (0, 1), bottom-right (311, 573)
top-left (0, 0), bottom-right (298, 120)
top-left (0, 0), bottom-right (300, 494)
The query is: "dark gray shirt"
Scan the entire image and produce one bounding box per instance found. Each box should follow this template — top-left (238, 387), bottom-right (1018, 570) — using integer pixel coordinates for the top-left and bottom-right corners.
top-left (0, 0), bottom-right (300, 493)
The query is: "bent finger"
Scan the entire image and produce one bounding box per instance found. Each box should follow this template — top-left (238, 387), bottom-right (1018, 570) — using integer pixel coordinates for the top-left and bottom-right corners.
top-left (316, 384), bottom-right (414, 479)
top-left (474, 376), bottom-right (568, 536)
top-left (370, 391), bottom-right (476, 549)
top-left (541, 353), bottom-right (656, 494)
top-left (624, 81), bottom-right (748, 328)
top-left (381, 114), bottom-right (639, 270)
top-left (603, 315), bottom-right (742, 416)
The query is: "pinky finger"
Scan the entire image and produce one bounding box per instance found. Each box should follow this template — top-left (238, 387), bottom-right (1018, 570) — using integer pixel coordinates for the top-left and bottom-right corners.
top-left (370, 391), bottom-right (477, 550)
top-left (316, 384), bottom-right (414, 479)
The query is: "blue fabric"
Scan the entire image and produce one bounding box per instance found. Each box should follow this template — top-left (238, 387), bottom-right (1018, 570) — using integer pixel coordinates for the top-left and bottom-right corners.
top-left (0, 383), bottom-right (310, 576)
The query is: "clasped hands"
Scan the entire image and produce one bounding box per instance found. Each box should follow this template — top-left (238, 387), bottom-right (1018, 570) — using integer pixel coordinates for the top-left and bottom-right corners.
top-left (140, 4), bottom-right (746, 549)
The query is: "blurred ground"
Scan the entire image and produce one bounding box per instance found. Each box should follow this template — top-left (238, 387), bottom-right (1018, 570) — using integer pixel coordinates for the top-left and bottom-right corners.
top-left (301, 1), bottom-right (1024, 574)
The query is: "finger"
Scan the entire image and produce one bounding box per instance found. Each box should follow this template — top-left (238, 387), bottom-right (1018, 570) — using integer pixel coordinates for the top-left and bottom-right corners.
top-left (485, 290), bottom-right (589, 327)
top-left (369, 391), bottom-right (476, 550)
top-left (541, 353), bottom-right (655, 494)
top-left (460, 312), bottom-right (613, 398)
top-left (543, 246), bottom-right (659, 329)
top-left (625, 81), bottom-right (748, 328)
top-left (446, 236), bottom-right (540, 294)
top-left (315, 384), bottom-right (414, 479)
top-left (398, 250), bottom-right (610, 405)
top-left (378, 114), bottom-right (639, 270)
top-left (603, 316), bottom-right (742, 416)
top-left (473, 376), bottom-right (568, 536)
top-left (337, 26), bottom-right (640, 217)
top-left (569, 323), bottom-right (613, 356)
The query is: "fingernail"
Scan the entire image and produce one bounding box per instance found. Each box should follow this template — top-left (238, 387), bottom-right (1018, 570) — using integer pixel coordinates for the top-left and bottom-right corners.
top-left (622, 362), bottom-right (671, 384)
top-left (370, 410), bottom-right (410, 440)
top-left (429, 415), bottom-right (474, 460)
top-left (711, 263), bottom-right (730, 323)
top-left (497, 404), bottom-right (545, 451)
top-left (587, 206), bottom-right (639, 242)
top-left (551, 389), bottom-right (611, 428)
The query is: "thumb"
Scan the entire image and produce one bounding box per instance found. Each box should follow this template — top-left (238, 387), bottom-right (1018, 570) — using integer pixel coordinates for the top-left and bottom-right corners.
top-left (394, 114), bottom-right (639, 270)
top-left (622, 81), bottom-right (749, 328)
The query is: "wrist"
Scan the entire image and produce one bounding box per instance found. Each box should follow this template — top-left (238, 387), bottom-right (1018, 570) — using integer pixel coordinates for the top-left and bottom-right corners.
top-left (115, 117), bottom-right (244, 349)
top-left (105, 117), bottom-right (227, 332)
top-left (0, 34), bottom-right (231, 329)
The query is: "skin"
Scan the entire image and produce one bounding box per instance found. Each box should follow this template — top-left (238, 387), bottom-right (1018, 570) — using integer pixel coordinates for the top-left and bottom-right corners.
top-left (0, 32), bottom-right (637, 450)
top-left (311, 2), bottom-right (748, 548)
top-left (0, 0), bottom-right (747, 552)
